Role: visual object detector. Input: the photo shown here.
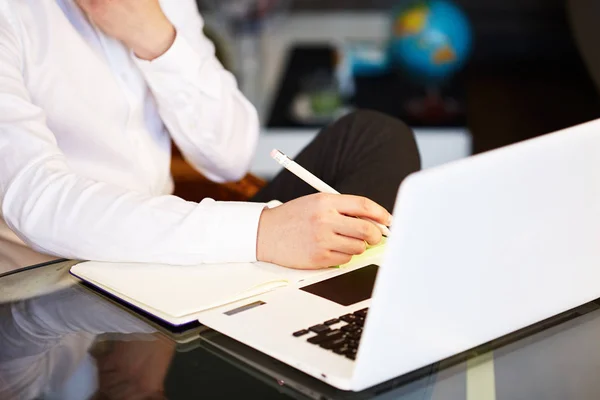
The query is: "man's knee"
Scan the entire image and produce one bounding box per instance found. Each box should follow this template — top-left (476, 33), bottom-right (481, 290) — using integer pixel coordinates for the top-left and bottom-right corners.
top-left (339, 109), bottom-right (414, 141)
top-left (342, 109), bottom-right (418, 151)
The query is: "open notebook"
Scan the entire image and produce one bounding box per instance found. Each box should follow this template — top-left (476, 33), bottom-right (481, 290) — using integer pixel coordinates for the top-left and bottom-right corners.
top-left (70, 239), bottom-right (387, 326)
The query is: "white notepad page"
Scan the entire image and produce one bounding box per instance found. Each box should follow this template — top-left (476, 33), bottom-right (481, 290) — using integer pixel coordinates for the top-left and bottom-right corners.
top-left (70, 261), bottom-right (332, 320)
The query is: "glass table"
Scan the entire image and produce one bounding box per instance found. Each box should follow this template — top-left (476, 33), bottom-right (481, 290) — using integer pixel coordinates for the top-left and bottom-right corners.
top-left (2, 247), bottom-right (600, 400)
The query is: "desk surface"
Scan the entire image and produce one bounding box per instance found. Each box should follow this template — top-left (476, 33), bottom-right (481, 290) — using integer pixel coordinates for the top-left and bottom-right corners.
top-left (2, 256), bottom-right (600, 400)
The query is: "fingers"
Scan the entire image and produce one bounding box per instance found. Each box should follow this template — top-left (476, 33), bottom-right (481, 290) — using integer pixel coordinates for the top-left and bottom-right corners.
top-left (331, 234), bottom-right (368, 255)
top-left (305, 250), bottom-right (354, 269)
top-left (303, 236), bottom-right (364, 269)
top-left (293, 248), bottom-right (355, 270)
top-left (332, 216), bottom-right (382, 246)
top-left (326, 251), bottom-right (354, 267)
top-left (333, 195), bottom-right (392, 226)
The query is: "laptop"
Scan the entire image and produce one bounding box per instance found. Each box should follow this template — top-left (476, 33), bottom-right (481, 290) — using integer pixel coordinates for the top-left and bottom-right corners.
top-left (191, 329), bottom-right (439, 400)
top-left (194, 118), bottom-right (600, 391)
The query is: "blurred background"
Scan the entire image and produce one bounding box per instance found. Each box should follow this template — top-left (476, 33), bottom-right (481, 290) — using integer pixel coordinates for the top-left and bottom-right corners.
top-left (193, 0), bottom-right (600, 179)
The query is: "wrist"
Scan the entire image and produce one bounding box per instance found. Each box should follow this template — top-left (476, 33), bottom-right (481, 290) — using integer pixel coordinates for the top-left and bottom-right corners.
top-left (129, 20), bottom-right (176, 61)
top-left (256, 207), bottom-right (274, 263)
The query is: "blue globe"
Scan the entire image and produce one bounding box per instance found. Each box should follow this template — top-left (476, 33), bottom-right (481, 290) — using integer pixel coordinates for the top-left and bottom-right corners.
top-left (388, 0), bottom-right (473, 84)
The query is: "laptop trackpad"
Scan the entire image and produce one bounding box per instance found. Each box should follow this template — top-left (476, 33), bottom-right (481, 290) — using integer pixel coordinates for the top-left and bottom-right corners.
top-left (300, 264), bottom-right (379, 306)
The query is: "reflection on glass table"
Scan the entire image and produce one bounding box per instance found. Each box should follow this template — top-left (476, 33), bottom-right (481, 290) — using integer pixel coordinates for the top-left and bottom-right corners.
top-left (3, 255), bottom-right (600, 399)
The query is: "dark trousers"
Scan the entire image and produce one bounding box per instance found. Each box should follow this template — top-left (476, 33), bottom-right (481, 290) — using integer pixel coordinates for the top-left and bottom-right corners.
top-left (252, 110), bottom-right (421, 212)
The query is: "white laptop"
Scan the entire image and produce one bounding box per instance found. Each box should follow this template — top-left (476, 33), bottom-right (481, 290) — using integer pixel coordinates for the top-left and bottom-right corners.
top-left (194, 119), bottom-right (600, 391)
top-left (72, 119), bottom-right (600, 392)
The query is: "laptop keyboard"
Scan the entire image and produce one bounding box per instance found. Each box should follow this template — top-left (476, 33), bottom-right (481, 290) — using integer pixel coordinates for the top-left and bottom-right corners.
top-left (292, 308), bottom-right (368, 361)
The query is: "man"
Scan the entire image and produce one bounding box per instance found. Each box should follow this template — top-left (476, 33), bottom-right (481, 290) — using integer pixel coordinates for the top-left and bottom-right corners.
top-left (0, 0), bottom-right (420, 271)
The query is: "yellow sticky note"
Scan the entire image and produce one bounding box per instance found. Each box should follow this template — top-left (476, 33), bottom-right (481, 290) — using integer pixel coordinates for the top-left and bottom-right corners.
top-left (336, 237), bottom-right (388, 268)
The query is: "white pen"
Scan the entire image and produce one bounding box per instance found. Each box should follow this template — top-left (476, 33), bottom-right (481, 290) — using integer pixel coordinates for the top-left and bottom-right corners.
top-left (270, 149), bottom-right (391, 237)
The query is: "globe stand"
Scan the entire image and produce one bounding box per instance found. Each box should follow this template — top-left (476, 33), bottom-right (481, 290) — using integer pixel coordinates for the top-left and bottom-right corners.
top-left (404, 85), bottom-right (461, 125)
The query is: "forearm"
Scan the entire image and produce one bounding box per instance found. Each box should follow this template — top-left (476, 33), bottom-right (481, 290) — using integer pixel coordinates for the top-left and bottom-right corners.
top-left (2, 156), bottom-right (266, 264)
top-left (135, 31), bottom-right (260, 183)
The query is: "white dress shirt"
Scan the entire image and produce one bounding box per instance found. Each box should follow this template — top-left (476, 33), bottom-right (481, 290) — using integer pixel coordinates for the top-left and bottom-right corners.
top-left (0, 0), bottom-right (267, 265)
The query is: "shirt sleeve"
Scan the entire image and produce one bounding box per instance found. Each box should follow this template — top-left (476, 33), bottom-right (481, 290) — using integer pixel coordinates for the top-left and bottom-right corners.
top-left (0, 8), bottom-right (266, 265)
top-left (134, 0), bottom-right (260, 183)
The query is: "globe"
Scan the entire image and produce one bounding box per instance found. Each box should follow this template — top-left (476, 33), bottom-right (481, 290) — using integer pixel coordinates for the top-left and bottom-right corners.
top-left (389, 0), bottom-right (473, 84)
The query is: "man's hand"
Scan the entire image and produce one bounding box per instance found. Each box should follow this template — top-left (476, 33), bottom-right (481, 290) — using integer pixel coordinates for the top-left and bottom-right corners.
top-left (257, 193), bottom-right (391, 270)
top-left (75, 0), bottom-right (176, 60)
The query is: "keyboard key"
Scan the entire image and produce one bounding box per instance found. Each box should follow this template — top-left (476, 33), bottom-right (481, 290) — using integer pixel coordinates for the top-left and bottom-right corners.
top-left (347, 331), bottom-right (362, 340)
top-left (307, 334), bottom-right (332, 345)
top-left (309, 324), bottom-right (330, 334)
top-left (333, 346), bottom-right (349, 355)
top-left (324, 318), bottom-right (340, 326)
top-left (340, 314), bottom-right (356, 323)
top-left (307, 329), bottom-right (343, 344)
top-left (320, 338), bottom-right (346, 350)
top-left (293, 329), bottom-right (309, 337)
top-left (341, 324), bottom-right (359, 332)
top-left (353, 308), bottom-right (369, 318)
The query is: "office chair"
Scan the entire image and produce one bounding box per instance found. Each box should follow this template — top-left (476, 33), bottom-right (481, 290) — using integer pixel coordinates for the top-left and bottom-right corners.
top-left (171, 144), bottom-right (266, 202)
